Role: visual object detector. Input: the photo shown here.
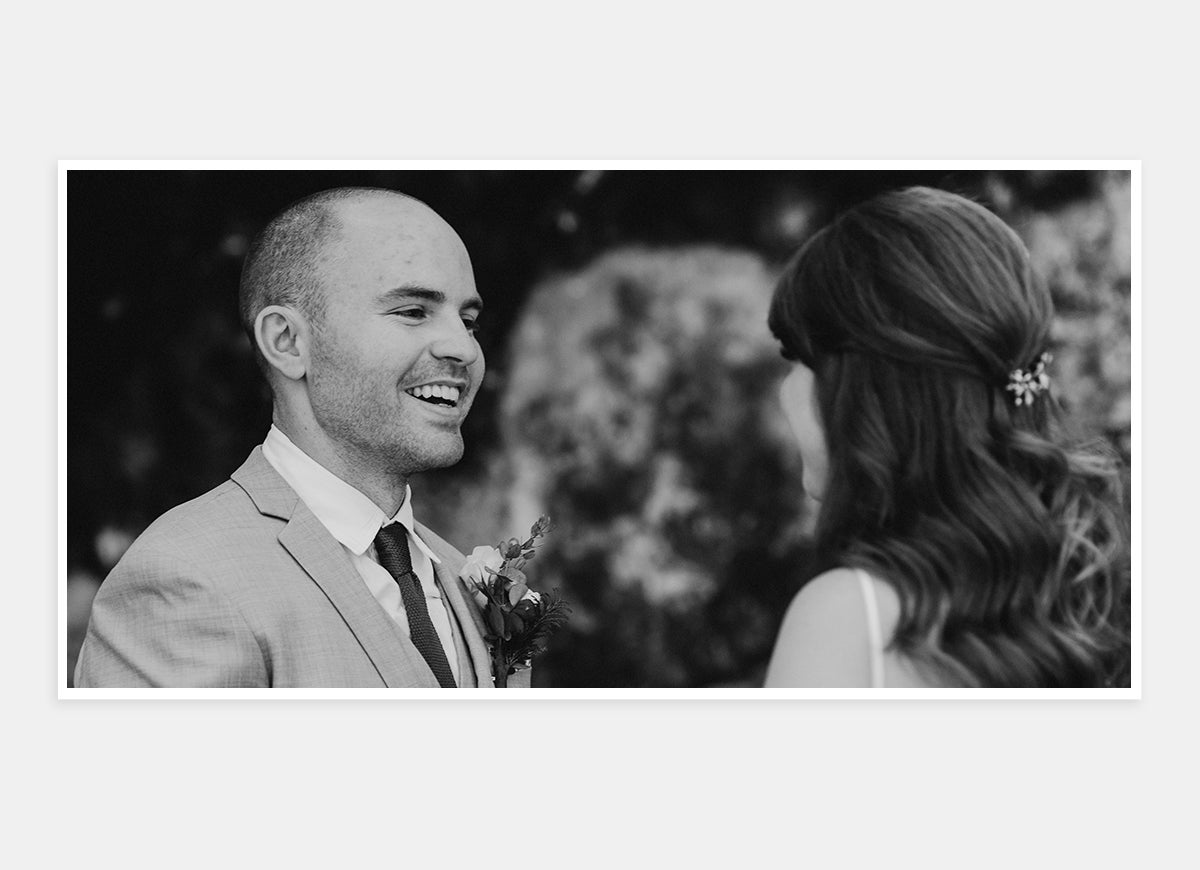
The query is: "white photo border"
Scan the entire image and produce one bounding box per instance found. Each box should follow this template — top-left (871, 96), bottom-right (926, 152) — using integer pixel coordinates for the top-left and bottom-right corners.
top-left (58, 158), bottom-right (1141, 701)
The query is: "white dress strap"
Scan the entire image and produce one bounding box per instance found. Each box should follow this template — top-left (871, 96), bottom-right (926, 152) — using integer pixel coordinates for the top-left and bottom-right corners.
top-left (855, 568), bottom-right (886, 688)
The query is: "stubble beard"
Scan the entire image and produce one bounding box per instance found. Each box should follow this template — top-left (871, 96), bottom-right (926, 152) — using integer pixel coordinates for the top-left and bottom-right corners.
top-left (306, 330), bottom-right (473, 484)
top-left (311, 375), bottom-right (468, 483)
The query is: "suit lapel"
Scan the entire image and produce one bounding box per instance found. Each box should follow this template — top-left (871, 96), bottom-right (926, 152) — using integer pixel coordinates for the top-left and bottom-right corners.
top-left (232, 448), bottom-right (438, 688)
top-left (436, 571), bottom-right (477, 688)
top-left (279, 510), bottom-right (438, 688)
top-left (419, 523), bottom-right (496, 689)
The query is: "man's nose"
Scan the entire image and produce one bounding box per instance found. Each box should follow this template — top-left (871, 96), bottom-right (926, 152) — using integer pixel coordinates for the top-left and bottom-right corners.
top-left (429, 315), bottom-right (480, 366)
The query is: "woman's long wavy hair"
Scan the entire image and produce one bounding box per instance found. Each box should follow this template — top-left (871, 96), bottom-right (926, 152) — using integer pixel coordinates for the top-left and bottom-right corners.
top-left (768, 187), bottom-right (1130, 687)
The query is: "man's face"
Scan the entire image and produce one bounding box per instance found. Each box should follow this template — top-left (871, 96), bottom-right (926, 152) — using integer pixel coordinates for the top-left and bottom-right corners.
top-left (304, 201), bottom-right (485, 477)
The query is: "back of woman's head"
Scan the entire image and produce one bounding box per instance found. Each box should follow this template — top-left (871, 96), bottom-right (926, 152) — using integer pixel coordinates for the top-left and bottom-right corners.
top-left (769, 186), bottom-right (1130, 687)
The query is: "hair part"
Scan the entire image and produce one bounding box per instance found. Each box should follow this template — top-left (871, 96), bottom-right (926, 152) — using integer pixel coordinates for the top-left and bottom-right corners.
top-left (770, 186), bottom-right (1130, 687)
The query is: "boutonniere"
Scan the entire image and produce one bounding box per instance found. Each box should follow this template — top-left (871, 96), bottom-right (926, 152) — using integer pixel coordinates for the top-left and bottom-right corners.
top-left (459, 515), bottom-right (571, 688)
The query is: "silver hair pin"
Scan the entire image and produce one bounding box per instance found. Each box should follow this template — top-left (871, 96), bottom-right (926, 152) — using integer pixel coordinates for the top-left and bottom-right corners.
top-left (1006, 351), bottom-right (1052, 407)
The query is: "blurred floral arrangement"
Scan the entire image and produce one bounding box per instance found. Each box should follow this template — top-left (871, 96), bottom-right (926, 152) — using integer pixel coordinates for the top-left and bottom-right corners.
top-left (496, 248), bottom-right (811, 687)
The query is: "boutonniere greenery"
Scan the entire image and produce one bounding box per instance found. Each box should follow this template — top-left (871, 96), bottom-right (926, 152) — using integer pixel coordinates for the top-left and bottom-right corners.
top-left (459, 515), bottom-right (571, 688)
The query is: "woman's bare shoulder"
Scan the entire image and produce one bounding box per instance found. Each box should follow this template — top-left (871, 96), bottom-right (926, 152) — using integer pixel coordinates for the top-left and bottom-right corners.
top-left (764, 568), bottom-right (872, 687)
top-left (764, 568), bottom-right (933, 688)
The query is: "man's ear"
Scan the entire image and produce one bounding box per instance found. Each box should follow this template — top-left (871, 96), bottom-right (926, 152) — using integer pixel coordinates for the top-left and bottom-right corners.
top-left (254, 305), bottom-right (309, 381)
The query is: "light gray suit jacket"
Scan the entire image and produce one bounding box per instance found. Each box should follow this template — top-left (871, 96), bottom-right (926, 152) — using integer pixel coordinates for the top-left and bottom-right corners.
top-left (75, 447), bottom-right (527, 688)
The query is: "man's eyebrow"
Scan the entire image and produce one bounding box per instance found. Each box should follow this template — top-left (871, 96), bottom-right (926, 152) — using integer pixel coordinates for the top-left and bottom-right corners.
top-left (380, 285), bottom-right (483, 311)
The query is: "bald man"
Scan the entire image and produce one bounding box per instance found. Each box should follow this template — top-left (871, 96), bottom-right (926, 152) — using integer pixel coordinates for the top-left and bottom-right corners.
top-left (75, 188), bottom-right (525, 688)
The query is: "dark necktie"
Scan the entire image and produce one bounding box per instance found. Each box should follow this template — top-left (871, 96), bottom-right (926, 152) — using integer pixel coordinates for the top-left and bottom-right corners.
top-left (373, 524), bottom-right (457, 688)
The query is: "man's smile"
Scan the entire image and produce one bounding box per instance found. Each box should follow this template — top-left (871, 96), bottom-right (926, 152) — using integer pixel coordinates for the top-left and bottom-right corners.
top-left (402, 379), bottom-right (469, 414)
top-left (404, 383), bottom-right (463, 406)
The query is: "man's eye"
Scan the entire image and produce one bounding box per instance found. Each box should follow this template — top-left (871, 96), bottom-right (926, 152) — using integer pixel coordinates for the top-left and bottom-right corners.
top-left (463, 318), bottom-right (481, 333)
top-left (395, 307), bottom-right (427, 320)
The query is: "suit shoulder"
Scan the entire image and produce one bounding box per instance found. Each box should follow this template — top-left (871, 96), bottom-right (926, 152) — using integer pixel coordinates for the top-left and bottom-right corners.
top-left (134, 477), bottom-right (259, 537)
top-left (115, 479), bottom-right (276, 574)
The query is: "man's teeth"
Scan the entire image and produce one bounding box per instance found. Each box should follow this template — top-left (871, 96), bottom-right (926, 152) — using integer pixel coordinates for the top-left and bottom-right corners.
top-left (405, 384), bottom-right (461, 403)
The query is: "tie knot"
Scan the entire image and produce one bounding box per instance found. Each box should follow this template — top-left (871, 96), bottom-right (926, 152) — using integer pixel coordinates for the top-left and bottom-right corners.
top-left (374, 523), bottom-right (413, 577)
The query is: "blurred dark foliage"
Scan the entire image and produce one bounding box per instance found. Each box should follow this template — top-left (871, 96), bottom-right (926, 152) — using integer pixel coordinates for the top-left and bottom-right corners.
top-left (67, 168), bottom-right (1131, 686)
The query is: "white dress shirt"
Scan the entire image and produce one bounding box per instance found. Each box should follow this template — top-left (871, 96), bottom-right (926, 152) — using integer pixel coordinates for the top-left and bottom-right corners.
top-left (261, 425), bottom-right (459, 684)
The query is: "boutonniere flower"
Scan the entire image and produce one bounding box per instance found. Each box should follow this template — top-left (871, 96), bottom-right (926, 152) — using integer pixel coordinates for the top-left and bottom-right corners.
top-left (459, 515), bottom-right (571, 687)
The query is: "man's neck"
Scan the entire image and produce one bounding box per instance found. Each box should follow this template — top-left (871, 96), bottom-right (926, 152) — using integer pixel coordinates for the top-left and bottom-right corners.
top-left (272, 414), bottom-right (410, 518)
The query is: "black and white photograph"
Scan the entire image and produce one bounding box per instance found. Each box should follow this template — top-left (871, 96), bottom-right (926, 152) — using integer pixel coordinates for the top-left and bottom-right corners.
top-left (62, 165), bottom-right (1135, 693)
top-left (17, 6), bottom-right (1196, 867)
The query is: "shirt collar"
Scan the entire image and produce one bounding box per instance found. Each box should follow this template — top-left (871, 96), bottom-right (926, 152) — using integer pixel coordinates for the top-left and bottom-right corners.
top-left (261, 424), bottom-right (440, 563)
top-left (383, 480), bottom-right (442, 565)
